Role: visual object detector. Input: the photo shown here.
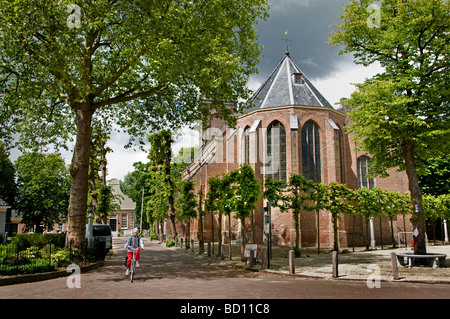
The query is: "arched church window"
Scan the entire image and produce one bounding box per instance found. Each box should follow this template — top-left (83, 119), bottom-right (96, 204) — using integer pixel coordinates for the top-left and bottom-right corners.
top-left (357, 156), bottom-right (375, 189)
top-left (335, 130), bottom-right (344, 183)
top-left (243, 126), bottom-right (250, 164)
top-left (267, 120), bottom-right (287, 182)
top-left (301, 121), bottom-right (321, 182)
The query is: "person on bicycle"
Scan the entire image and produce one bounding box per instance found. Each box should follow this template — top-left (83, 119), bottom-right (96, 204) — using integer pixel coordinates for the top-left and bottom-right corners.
top-left (125, 228), bottom-right (144, 275)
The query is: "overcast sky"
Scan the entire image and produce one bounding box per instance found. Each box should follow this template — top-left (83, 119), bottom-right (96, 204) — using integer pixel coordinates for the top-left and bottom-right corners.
top-left (10, 0), bottom-right (385, 181)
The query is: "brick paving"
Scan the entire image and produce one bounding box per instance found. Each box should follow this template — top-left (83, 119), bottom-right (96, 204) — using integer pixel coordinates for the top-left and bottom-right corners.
top-left (0, 237), bottom-right (449, 301)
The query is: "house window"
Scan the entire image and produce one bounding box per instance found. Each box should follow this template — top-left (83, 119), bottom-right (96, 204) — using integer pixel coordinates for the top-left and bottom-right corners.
top-left (357, 156), bottom-right (375, 189)
top-left (301, 121), bottom-right (321, 182)
top-left (267, 120), bottom-right (287, 182)
top-left (121, 213), bottom-right (128, 229)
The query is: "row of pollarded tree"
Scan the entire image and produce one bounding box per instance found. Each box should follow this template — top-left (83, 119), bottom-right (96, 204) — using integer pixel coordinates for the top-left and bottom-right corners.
top-left (178, 167), bottom-right (450, 258)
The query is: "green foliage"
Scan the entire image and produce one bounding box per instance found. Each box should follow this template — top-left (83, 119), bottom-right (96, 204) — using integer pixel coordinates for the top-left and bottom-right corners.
top-left (9, 233), bottom-right (66, 250)
top-left (165, 240), bottom-right (176, 248)
top-left (0, 233), bottom-right (78, 276)
top-left (0, 141), bottom-right (16, 207)
top-left (232, 165), bottom-right (261, 221)
top-left (94, 184), bottom-right (120, 224)
top-left (328, 0), bottom-right (450, 254)
top-left (0, 0), bottom-right (270, 148)
top-left (263, 176), bottom-right (285, 206)
top-left (179, 180), bottom-right (198, 223)
top-left (0, 0), bottom-right (269, 250)
top-left (418, 157), bottom-right (450, 196)
top-left (14, 153), bottom-right (70, 232)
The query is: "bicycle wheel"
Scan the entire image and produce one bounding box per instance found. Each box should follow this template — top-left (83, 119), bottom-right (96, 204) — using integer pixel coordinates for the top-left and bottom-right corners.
top-left (130, 260), bottom-right (135, 282)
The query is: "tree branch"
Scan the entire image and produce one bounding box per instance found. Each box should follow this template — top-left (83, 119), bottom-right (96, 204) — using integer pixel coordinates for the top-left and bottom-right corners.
top-left (92, 82), bottom-right (166, 110)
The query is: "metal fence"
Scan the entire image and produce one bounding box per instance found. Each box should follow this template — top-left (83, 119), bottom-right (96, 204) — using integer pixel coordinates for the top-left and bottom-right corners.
top-left (0, 238), bottom-right (78, 276)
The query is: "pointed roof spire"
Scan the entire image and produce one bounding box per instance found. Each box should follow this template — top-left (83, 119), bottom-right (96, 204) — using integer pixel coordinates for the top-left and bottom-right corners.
top-left (244, 53), bottom-right (333, 114)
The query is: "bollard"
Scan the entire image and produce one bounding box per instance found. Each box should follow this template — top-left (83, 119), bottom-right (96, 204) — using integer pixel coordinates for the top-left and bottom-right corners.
top-left (180, 238), bottom-right (184, 249)
top-left (332, 251), bottom-right (339, 278)
top-left (391, 252), bottom-right (400, 280)
top-left (207, 242), bottom-right (211, 257)
top-left (289, 250), bottom-right (295, 274)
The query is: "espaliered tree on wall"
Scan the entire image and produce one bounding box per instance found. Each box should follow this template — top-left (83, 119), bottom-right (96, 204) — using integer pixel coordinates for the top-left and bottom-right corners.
top-left (325, 182), bottom-right (353, 252)
top-left (215, 173), bottom-right (236, 260)
top-left (178, 179), bottom-right (198, 248)
top-left (232, 164), bottom-right (262, 259)
top-left (278, 174), bottom-right (311, 257)
top-left (0, 0), bottom-right (269, 252)
top-left (328, 0), bottom-right (450, 255)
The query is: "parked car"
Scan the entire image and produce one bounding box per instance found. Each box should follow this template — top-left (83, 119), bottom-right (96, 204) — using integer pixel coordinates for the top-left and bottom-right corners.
top-left (85, 224), bottom-right (112, 254)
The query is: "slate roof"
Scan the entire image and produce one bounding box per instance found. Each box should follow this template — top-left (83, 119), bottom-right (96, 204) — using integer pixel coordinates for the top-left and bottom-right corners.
top-left (109, 179), bottom-right (136, 211)
top-left (244, 52), bottom-right (333, 114)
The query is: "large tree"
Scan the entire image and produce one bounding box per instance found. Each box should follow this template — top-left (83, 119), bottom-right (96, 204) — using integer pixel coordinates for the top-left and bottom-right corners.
top-left (0, 0), bottom-right (268, 250)
top-left (328, 0), bottom-right (450, 254)
top-left (0, 142), bottom-right (16, 209)
top-left (15, 152), bottom-right (70, 232)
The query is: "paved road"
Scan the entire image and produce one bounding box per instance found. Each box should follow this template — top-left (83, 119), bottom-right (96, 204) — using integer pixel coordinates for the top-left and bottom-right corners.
top-left (1, 237), bottom-right (449, 302)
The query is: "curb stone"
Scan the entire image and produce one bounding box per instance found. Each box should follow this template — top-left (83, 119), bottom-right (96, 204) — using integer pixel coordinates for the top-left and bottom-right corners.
top-left (0, 258), bottom-right (107, 287)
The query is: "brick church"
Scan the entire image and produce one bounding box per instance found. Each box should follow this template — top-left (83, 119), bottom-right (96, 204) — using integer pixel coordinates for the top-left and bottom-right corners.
top-left (179, 51), bottom-right (412, 250)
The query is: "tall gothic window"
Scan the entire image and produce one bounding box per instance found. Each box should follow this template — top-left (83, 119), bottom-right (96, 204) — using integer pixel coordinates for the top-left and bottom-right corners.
top-left (267, 120), bottom-right (287, 182)
top-left (243, 126), bottom-right (250, 164)
top-left (335, 130), bottom-right (344, 183)
top-left (301, 121), bottom-right (321, 182)
top-left (357, 156), bottom-right (374, 189)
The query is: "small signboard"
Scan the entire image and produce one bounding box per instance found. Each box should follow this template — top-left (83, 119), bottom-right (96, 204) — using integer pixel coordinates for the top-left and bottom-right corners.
top-left (264, 215), bottom-right (270, 234)
top-left (243, 243), bottom-right (259, 259)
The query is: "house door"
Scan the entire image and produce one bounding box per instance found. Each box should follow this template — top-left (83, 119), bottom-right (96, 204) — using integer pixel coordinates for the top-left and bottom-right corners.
top-left (109, 217), bottom-right (117, 236)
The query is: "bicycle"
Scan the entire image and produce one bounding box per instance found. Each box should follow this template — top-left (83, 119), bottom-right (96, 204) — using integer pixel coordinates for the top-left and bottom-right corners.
top-left (129, 247), bottom-right (140, 283)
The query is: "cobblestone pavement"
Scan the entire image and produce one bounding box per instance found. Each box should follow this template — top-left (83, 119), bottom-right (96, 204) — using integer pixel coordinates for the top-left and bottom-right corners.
top-left (0, 237), bottom-right (449, 301)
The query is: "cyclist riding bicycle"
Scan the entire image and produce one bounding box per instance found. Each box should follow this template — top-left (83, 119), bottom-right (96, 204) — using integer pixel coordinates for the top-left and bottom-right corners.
top-left (125, 228), bottom-right (144, 275)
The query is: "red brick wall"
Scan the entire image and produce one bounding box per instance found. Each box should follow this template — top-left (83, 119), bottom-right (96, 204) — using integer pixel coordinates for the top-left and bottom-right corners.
top-left (178, 105), bottom-right (413, 249)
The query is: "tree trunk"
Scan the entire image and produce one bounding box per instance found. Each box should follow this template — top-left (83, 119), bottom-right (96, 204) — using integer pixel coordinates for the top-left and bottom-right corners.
top-left (240, 216), bottom-right (246, 261)
top-left (65, 103), bottom-right (93, 254)
top-left (403, 140), bottom-right (426, 255)
top-left (228, 214), bottom-right (232, 260)
top-left (164, 135), bottom-right (178, 239)
top-left (211, 212), bottom-right (214, 256)
top-left (317, 209), bottom-right (321, 254)
top-left (293, 211), bottom-right (300, 251)
top-left (198, 186), bottom-right (204, 254)
top-left (218, 213), bottom-right (222, 258)
top-left (333, 213), bottom-right (339, 252)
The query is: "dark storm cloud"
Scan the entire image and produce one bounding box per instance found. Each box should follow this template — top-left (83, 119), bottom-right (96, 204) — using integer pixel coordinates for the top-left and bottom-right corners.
top-left (252, 0), bottom-right (351, 84)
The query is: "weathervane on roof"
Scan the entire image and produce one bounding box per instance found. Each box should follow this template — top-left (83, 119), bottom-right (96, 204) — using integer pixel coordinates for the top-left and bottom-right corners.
top-left (282, 30), bottom-right (292, 55)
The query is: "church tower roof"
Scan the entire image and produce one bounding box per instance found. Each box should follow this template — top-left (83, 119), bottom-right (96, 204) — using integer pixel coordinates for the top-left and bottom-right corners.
top-left (244, 52), bottom-right (333, 114)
